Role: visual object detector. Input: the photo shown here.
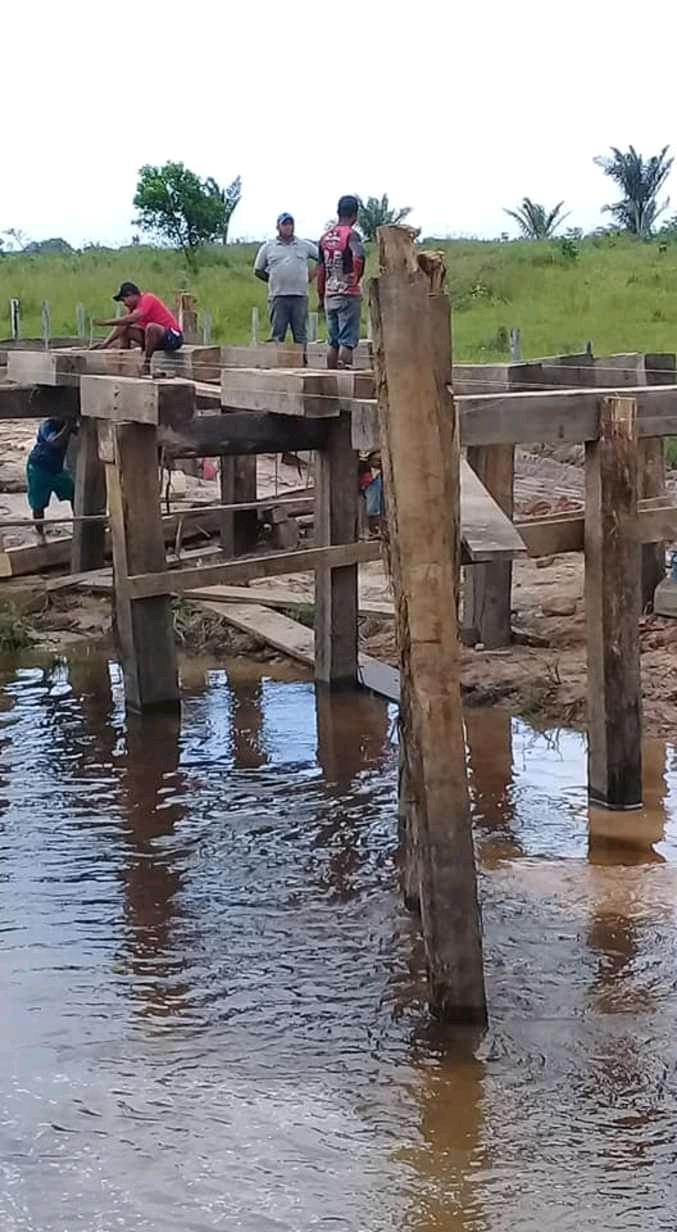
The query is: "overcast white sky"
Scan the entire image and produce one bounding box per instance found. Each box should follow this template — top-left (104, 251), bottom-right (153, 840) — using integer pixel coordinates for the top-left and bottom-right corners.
top-left (3, 0), bottom-right (677, 247)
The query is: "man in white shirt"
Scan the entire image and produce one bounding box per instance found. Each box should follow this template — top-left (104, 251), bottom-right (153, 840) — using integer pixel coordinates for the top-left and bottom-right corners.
top-left (254, 213), bottom-right (318, 345)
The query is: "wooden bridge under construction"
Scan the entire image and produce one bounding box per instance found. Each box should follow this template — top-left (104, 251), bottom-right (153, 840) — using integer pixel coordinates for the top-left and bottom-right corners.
top-left (2, 225), bottom-right (677, 1025)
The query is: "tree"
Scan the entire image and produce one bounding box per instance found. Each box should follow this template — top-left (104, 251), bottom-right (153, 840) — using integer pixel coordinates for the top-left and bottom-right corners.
top-left (358, 194), bottom-right (412, 241)
top-left (3, 227), bottom-right (29, 251)
top-left (503, 197), bottom-right (570, 239)
top-left (133, 161), bottom-right (226, 270)
top-left (205, 175), bottom-right (242, 243)
top-left (594, 145), bottom-right (673, 237)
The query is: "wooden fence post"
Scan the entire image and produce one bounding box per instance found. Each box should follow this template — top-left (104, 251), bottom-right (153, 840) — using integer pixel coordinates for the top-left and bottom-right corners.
top-left (371, 225), bottom-right (486, 1024)
top-left (105, 422), bottom-right (179, 712)
top-left (71, 419), bottom-right (107, 572)
top-left (585, 395), bottom-right (642, 808)
top-left (463, 444), bottom-right (514, 647)
top-left (314, 411), bottom-right (358, 686)
top-left (9, 298), bottom-right (21, 339)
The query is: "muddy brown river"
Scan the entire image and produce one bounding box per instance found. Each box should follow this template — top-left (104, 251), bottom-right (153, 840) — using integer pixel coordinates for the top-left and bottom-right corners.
top-left (2, 648), bottom-right (677, 1230)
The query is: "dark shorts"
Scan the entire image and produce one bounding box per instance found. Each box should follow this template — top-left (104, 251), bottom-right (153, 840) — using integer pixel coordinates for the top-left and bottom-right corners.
top-left (26, 462), bottom-right (74, 512)
top-left (162, 328), bottom-right (184, 351)
top-left (326, 297), bottom-right (362, 351)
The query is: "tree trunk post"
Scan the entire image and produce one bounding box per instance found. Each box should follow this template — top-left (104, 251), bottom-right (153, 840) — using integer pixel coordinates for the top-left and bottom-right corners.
top-left (371, 225), bottom-right (487, 1024)
top-left (585, 395), bottom-right (642, 809)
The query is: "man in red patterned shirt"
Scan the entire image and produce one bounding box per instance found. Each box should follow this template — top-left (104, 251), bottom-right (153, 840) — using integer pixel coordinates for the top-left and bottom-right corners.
top-left (94, 282), bottom-right (183, 373)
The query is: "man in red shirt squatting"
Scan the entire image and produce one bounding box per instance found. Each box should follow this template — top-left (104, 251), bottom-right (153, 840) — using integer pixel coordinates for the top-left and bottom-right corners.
top-left (94, 282), bottom-right (183, 372)
top-left (317, 195), bottom-right (365, 368)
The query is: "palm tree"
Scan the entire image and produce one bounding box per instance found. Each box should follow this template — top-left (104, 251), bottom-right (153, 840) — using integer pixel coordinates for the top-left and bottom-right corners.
top-left (503, 198), bottom-right (570, 239)
top-left (205, 175), bottom-right (242, 244)
top-left (358, 195), bottom-right (412, 241)
top-left (594, 145), bottom-right (673, 237)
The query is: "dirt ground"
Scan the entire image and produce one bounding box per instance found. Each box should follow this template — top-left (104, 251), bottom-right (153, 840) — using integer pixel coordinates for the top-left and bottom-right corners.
top-left (3, 422), bottom-right (677, 738)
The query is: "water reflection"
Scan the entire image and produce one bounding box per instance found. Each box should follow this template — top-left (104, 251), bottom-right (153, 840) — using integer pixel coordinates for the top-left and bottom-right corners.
top-left (4, 655), bottom-right (677, 1230)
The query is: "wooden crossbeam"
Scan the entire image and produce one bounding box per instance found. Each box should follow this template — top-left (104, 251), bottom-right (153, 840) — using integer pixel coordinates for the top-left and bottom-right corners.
top-left (126, 540), bottom-right (382, 600)
top-left (516, 503), bottom-right (677, 556)
top-left (81, 374), bottom-right (195, 427)
top-left (221, 367), bottom-right (374, 417)
top-left (159, 411), bottom-right (329, 456)
top-left (0, 383), bottom-right (79, 419)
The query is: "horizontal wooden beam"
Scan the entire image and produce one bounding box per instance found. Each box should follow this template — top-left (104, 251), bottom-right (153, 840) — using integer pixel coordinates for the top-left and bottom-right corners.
top-left (517, 503), bottom-right (677, 556)
top-left (81, 374), bottom-right (195, 427)
top-left (127, 540), bottom-right (382, 600)
top-left (460, 384), bottom-right (677, 446)
top-left (159, 411), bottom-right (330, 456)
top-left (220, 367), bottom-right (373, 417)
top-left (0, 383), bottom-right (80, 419)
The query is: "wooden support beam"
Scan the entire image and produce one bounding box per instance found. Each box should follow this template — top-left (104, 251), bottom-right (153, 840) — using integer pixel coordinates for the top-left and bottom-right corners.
top-left (585, 395), bottom-right (642, 809)
top-left (0, 383), bottom-right (80, 419)
top-left (126, 540), bottom-right (381, 600)
top-left (71, 419), bottom-right (107, 572)
top-left (7, 347), bottom-right (144, 385)
top-left (221, 367), bottom-right (373, 417)
top-left (106, 423), bottom-right (179, 712)
top-left (159, 411), bottom-right (329, 458)
top-left (150, 344), bottom-right (221, 383)
top-left (81, 375), bottom-right (195, 427)
top-left (371, 226), bottom-right (486, 1024)
top-left (314, 412), bottom-right (359, 687)
top-left (221, 343), bottom-right (306, 369)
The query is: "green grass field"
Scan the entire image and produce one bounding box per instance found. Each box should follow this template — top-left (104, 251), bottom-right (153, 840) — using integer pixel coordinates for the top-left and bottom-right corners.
top-left (1, 234), bottom-right (677, 361)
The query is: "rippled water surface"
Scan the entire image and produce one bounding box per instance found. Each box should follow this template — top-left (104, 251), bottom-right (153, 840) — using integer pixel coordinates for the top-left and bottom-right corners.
top-left (2, 650), bottom-right (677, 1230)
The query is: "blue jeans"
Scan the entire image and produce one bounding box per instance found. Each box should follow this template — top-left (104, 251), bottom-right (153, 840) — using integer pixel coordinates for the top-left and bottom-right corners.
top-left (270, 295), bottom-right (308, 345)
top-left (326, 297), bottom-right (362, 351)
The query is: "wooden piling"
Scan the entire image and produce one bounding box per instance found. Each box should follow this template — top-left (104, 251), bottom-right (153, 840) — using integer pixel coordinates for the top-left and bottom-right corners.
top-left (585, 395), bottom-right (642, 809)
top-left (106, 422), bottom-right (179, 712)
top-left (371, 225), bottom-right (487, 1023)
top-left (71, 419), bottom-right (107, 572)
top-left (314, 412), bottom-right (359, 686)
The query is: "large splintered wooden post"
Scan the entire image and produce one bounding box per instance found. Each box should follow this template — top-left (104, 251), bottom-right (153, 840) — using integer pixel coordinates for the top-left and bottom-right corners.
top-left (314, 412), bottom-right (358, 686)
top-left (585, 395), bottom-right (642, 809)
top-left (371, 225), bottom-right (486, 1023)
top-left (71, 419), bottom-right (107, 572)
top-left (106, 422), bottom-right (179, 711)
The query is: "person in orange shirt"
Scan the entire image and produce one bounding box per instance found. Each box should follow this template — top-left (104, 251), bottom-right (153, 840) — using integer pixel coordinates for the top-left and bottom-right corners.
top-left (94, 282), bottom-right (183, 372)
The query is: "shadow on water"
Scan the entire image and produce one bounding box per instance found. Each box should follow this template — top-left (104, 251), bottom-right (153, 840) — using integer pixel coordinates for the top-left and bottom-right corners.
top-left (3, 648), bottom-right (677, 1229)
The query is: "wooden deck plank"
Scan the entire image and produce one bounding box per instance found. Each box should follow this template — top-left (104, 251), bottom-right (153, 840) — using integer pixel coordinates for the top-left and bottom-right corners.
top-left (460, 457), bottom-right (526, 561)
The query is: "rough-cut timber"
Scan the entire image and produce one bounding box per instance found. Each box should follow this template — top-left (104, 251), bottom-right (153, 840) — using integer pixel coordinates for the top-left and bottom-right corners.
top-left (221, 343), bottom-right (306, 369)
top-left (81, 374), bottom-right (195, 427)
top-left (150, 345), bottom-right (221, 382)
top-left (159, 411), bottom-right (330, 457)
top-left (7, 348), bottom-right (144, 386)
top-left (306, 340), bottom-right (373, 369)
top-left (126, 540), bottom-right (381, 600)
top-left (463, 444), bottom-right (516, 646)
top-left (314, 412), bottom-right (358, 686)
top-left (0, 383), bottom-right (79, 420)
top-left (221, 367), bottom-right (373, 417)
top-left (371, 225), bottom-right (486, 1024)
top-left (71, 420), bottom-right (107, 572)
top-left (106, 422), bottom-right (179, 711)
top-left (585, 396), bottom-right (642, 809)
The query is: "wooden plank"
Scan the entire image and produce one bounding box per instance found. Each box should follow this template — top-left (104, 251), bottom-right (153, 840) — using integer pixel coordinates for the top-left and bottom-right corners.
top-left (460, 384), bottom-right (677, 446)
top-left (585, 396), bottom-right (642, 809)
top-left (195, 599), bottom-right (398, 703)
top-left (306, 340), bottom-right (373, 369)
top-left (461, 447), bottom-right (525, 558)
top-left (126, 540), bottom-right (382, 600)
top-left (81, 375), bottom-right (195, 427)
top-left (371, 227), bottom-right (486, 1024)
top-left (0, 383), bottom-right (79, 420)
top-left (314, 413), bottom-right (359, 686)
top-left (71, 419), bottom-right (106, 572)
top-left (159, 410), bottom-right (330, 457)
top-left (106, 422), bottom-right (179, 711)
top-left (463, 446), bottom-right (515, 646)
top-left (184, 583), bottom-right (393, 617)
